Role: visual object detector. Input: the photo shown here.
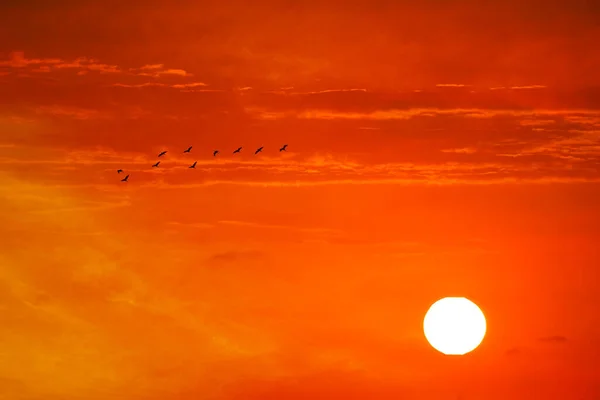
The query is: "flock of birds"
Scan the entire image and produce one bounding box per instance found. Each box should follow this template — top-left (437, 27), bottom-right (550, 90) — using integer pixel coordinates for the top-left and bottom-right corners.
top-left (117, 144), bottom-right (289, 182)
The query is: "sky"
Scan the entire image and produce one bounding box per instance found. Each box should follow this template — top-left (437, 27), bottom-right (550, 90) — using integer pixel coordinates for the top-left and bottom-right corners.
top-left (1, 1), bottom-right (599, 399)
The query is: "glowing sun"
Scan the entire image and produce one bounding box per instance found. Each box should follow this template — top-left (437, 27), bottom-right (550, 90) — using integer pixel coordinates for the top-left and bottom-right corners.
top-left (423, 297), bottom-right (486, 355)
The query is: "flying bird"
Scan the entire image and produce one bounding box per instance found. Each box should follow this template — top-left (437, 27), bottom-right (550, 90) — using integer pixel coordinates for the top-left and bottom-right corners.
top-left (152, 161), bottom-right (160, 167)
top-left (117, 169), bottom-right (123, 173)
top-left (255, 146), bottom-right (263, 155)
top-left (121, 174), bottom-right (129, 182)
top-left (189, 161), bottom-right (197, 168)
top-left (280, 144), bottom-right (288, 152)
top-left (183, 146), bottom-right (192, 153)
top-left (233, 147), bottom-right (242, 154)
top-left (213, 150), bottom-right (219, 156)
top-left (158, 151), bottom-right (167, 157)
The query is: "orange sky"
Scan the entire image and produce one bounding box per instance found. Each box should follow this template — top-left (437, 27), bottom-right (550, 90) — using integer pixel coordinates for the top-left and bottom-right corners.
top-left (1, 1), bottom-right (600, 399)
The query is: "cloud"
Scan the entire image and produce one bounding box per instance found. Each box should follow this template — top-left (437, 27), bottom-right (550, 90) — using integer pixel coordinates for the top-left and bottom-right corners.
top-left (207, 250), bottom-right (265, 264)
top-left (166, 221), bottom-right (214, 229)
top-left (0, 51), bottom-right (63, 67)
top-left (246, 107), bottom-right (600, 121)
top-left (131, 64), bottom-right (193, 77)
top-left (436, 84), bottom-right (468, 87)
top-left (112, 176), bottom-right (600, 190)
top-left (111, 82), bottom-right (209, 89)
top-left (217, 220), bottom-right (342, 235)
top-left (297, 89), bottom-right (367, 95)
top-left (519, 119), bottom-right (556, 127)
top-left (35, 105), bottom-right (104, 120)
top-left (490, 85), bottom-right (548, 90)
top-left (0, 52), bottom-right (120, 74)
top-left (497, 129), bottom-right (600, 160)
top-left (53, 57), bottom-right (120, 73)
top-left (440, 147), bottom-right (477, 154)
top-left (505, 347), bottom-right (522, 356)
top-left (3, 145), bottom-right (600, 188)
top-left (563, 115), bottom-right (600, 127)
top-left (0, 52), bottom-right (199, 81)
top-left (538, 335), bottom-right (568, 343)
top-left (510, 85), bottom-right (547, 90)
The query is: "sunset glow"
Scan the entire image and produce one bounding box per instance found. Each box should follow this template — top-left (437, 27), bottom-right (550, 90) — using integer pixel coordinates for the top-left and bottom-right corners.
top-left (1, 1), bottom-right (599, 399)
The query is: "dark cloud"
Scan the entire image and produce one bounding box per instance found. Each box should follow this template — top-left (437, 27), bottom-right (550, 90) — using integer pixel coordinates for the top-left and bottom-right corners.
top-left (505, 347), bottom-right (522, 356)
top-left (538, 335), bottom-right (568, 343)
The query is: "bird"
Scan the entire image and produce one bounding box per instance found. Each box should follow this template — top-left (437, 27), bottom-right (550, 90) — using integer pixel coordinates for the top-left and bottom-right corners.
top-left (183, 146), bottom-right (192, 153)
top-left (121, 174), bottom-right (129, 182)
top-left (233, 147), bottom-right (242, 154)
top-left (117, 169), bottom-right (123, 173)
top-left (255, 146), bottom-right (263, 155)
top-left (280, 144), bottom-right (288, 152)
top-left (213, 150), bottom-right (219, 156)
top-left (158, 151), bottom-right (167, 157)
top-left (189, 161), bottom-right (197, 168)
top-left (152, 161), bottom-right (160, 167)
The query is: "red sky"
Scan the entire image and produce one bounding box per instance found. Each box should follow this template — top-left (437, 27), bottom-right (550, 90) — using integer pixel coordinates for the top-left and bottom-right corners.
top-left (1, 1), bottom-right (599, 399)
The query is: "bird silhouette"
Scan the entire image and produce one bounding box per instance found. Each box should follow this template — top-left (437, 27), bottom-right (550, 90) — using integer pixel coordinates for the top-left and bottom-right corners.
top-left (233, 147), bottom-right (242, 154)
top-left (255, 146), bottom-right (263, 155)
top-left (158, 151), bottom-right (167, 157)
top-left (213, 150), bottom-right (219, 156)
top-left (117, 169), bottom-right (123, 173)
top-left (189, 161), bottom-right (197, 168)
top-left (280, 144), bottom-right (288, 152)
top-left (152, 161), bottom-right (160, 167)
top-left (183, 146), bottom-right (192, 153)
top-left (121, 174), bottom-right (129, 182)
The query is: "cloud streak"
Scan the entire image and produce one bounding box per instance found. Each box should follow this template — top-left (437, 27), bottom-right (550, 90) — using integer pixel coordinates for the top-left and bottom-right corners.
top-left (246, 107), bottom-right (600, 121)
top-left (0, 52), bottom-right (198, 82)
top-left (131, 64), bottom-right (193, 77)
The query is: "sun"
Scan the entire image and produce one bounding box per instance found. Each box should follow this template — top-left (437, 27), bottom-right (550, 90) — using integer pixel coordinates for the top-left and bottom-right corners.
top-left (423, 297), bottom-right (486, 355)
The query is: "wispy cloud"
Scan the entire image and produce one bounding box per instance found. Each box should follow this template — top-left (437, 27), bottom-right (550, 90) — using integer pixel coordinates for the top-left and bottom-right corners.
top-left (217, 220), bottom-right (342, 235)
top-left (510, 85), bottom-right (547, 90)
top-left (0, 52), bottom-right (198, 81)
top-left (519, 119), bottom-right (556, 127)
top-left (131, 64), bottom-right (193, 77)
top-left (0, 52), bottom-right (63, 68)
top-left (297, 89), bottom-right (368, 95)
top-left (0, 52), bottom-right (119, 75)
top-left (505, 347), bottom-right (522, 356)
top-left (2, 145), bottom-right (599, 188)
top-left (207, 250), bottom-right (265, 264)
top-left (0, 52), bottom-right (119, 74)
top-left (490, 85), bottom-right (547, 90)
top-left (35, 105), bottom-right (104, 120)
top-left (53, 57), bottom-right (120, 73)
top-left (538, 335), bottom-right (568, 343)
top-left (436, 84), bottom-right (469, 87)
top-left (441, 147), bottom-right (477, 154)
top-left (246, 107), bottom-right (600, 121)
top-left (111, 82), bottom-right (209, 89)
